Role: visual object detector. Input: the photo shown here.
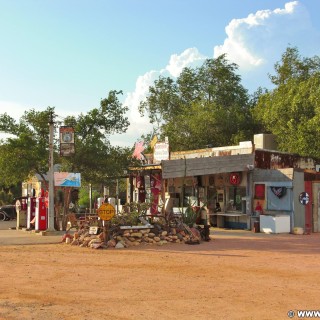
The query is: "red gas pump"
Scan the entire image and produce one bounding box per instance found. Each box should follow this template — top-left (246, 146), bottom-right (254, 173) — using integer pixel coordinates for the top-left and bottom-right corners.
top-left (27, 197), bottom-right (36, 229)
top-left (35, 196), bottom-right (48, 231)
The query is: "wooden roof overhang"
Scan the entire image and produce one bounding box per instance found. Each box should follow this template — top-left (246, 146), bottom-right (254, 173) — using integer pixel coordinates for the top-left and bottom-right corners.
top-left (162, 154), bottom-right (255, 179)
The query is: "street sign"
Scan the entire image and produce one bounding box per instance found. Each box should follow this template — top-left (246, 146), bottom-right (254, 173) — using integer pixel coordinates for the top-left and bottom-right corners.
top-left (97, 203), bottom-right (115, 221)
top-left (299, 192), bottom-right (309, 205)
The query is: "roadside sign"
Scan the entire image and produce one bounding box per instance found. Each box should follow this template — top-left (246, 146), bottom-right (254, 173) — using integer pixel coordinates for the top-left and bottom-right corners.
top-left (299, 192), bottom-right (309, 205)
top-left (97, 203), bottom-right (115, 221)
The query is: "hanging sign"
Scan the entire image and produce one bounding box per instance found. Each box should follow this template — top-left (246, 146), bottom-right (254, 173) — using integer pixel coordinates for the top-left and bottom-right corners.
top-left (60, 126), bottom-right (75, 156)
top-left (299, 192), bottom-right (309, 205)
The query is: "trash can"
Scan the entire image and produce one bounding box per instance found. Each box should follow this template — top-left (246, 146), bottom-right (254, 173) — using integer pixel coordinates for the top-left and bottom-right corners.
top-left (253, 220), bottom-right (260, 233)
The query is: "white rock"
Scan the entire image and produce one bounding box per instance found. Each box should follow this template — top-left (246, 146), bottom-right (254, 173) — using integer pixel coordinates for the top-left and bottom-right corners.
top-left (115, 242), bottom-right (125, 249)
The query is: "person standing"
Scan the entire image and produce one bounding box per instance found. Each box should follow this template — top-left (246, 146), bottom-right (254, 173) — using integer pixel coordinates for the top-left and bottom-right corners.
top-left (199, 205), bottom-right (211, 241)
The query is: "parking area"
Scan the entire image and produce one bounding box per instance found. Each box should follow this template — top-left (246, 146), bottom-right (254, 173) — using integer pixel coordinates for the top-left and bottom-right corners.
top-left (1, 218), bottom-right (320, 319)
top-left (0, 220), bottom-right (64, 245)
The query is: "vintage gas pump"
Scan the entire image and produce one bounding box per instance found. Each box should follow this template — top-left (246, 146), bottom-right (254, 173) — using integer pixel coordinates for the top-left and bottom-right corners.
top-left (35, 192), bottom-right (48, 231)
top-left (27, 197), bottom-right (36, 229)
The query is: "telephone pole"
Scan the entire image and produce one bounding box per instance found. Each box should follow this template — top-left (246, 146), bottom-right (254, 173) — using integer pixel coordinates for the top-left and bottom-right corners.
top-left (47, 111), bottom-right (55, 231)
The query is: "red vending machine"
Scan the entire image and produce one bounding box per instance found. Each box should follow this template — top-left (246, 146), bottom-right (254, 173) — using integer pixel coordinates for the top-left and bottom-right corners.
top-left (35, 196), bottom-right (48, 231)
top-left (27, 197), bottom-right (36, 229)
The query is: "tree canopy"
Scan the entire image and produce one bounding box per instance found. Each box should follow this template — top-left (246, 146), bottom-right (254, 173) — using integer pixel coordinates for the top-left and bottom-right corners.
top-left (0, 90), bottom-right (131, 190)
top-left (253, 47), bottom-right (320, 158)
top-left (139, 55), bottom-right (255, 151)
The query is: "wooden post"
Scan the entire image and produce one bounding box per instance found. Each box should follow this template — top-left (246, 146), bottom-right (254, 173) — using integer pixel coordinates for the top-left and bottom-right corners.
top-left (103, 221), bottom-right (109, 245)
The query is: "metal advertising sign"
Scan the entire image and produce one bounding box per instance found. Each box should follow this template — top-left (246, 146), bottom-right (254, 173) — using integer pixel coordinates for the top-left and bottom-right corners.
top-left (299, 192), bottom-right (309, 205)
top-left (153, 142), bottom-right (169, 163)
top-left (54, 172), bottom-right (81, 187)
top-left (60, 126), bottom-right (75, 156)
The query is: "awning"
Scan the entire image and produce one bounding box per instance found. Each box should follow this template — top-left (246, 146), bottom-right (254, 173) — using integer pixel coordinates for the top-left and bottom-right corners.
top-left (162, 154), bottom-right (255, 179)
top-left (128, 164), bottom-right (162, 171)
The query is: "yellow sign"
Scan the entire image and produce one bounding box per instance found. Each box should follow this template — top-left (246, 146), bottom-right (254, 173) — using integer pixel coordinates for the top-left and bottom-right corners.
top-left (150, 135), bottom-right (158, 149)
top-left (97, 203), bottom-right (115, 221)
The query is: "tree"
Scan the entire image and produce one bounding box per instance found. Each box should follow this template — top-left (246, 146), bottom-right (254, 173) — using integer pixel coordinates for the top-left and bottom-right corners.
top-left (139, 55), bottom-right (254, 151)
top-left (253, 47), bottom-right (320, 158)
top-left (0, 107), bottom-right (54, 187)
top-left (59, 91), bottom-right (131, 185)
top-left (0, 90), bottom-right (131, 228)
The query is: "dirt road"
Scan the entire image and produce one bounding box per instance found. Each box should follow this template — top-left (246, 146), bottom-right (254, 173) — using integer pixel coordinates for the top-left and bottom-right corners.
top-left (0, 229), bottom-right (319, 320)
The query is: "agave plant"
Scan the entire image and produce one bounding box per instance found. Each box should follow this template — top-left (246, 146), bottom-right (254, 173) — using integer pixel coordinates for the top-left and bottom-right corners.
top-left (182, 205), bottom-right (199, 227)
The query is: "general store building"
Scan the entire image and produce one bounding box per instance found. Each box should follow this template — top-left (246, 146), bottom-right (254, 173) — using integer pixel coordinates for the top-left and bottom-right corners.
top-left (128, 134), bottom-right (320, 233)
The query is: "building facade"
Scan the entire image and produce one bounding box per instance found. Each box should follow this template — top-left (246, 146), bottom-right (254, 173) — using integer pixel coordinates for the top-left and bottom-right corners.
top-left (128, 134), bottom-right (320, 233)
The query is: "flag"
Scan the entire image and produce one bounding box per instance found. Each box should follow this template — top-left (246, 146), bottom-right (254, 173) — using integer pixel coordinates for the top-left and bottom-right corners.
top-left (150, 135), bottom-right (158, 149)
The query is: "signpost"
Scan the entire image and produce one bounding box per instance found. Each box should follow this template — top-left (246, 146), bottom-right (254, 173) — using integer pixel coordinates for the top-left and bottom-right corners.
top-left (97, 203), bottom-right (115, 221)
top-left (97, 203), bottom-right (115, 244)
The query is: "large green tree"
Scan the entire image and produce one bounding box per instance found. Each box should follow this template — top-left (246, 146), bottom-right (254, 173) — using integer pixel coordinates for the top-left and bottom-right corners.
top-left (60, 90), bottom-right (131, 185)
top-left (139, 55), bottom-right (254, 151)
top-left (254, 47), bottom-right (320, 158)
top-left (0, 90), bottom-right (131, 189)
top-left (0, 108), bottom-right (53, 187)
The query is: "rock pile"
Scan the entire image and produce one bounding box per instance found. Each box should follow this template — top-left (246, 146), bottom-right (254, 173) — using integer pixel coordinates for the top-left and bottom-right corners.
top-left (62, 224), bottom-right (202, 249)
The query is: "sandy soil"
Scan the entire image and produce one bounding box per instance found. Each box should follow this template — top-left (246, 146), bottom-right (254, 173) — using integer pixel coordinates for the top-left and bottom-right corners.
top-left (0, 229), bottom-right (319, 320)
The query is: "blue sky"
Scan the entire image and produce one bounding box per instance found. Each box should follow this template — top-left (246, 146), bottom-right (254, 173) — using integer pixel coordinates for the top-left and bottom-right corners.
top-left (1, 0), bottom-right (320, 147)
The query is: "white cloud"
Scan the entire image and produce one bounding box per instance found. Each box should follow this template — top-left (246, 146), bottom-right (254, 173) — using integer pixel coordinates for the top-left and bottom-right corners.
top-left (110, 71), bottom-right (159, 148)
top-left (165, 47), bottom-right (206, 77)
top-left (112, 0), bottom-right (320, 147)
top-left (111, 48), bottom-right (206, 147)
top-left (213, 1), bottom-right (320, 91)
top-left (214, 1), bottom-right (319, 71)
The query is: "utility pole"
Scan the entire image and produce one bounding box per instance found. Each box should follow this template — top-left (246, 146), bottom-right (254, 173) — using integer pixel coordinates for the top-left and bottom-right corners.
top-left (116, 179), bottom-right (119, 215)
top-left (47, 111), bottom-right (55, 231)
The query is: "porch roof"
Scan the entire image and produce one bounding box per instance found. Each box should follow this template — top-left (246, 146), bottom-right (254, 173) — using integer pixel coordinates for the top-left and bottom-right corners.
top-left (162, 154), bottom-right (255, 179)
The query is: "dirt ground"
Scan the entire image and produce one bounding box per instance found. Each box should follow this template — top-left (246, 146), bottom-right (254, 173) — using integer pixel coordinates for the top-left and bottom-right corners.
top-left (0, 229), bottom-right (319, 320)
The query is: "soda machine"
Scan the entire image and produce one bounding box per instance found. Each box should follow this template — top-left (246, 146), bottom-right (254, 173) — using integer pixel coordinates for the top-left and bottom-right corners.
top-left (35, 196), bottom-right (48, 231)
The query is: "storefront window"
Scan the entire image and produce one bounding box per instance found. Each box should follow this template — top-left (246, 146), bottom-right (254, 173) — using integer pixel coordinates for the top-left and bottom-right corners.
top-left (227, 187), bottom-right (246, 211)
